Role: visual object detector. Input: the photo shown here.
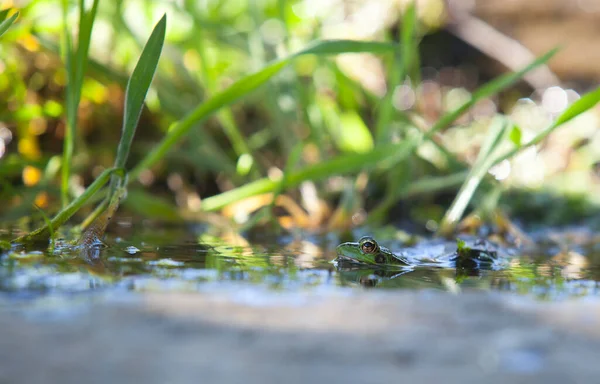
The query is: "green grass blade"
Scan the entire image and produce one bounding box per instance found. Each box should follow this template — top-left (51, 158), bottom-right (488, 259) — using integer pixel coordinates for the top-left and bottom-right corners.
top-left (437, 117), bottom-right (509, 235)
top-left (552, 86), bottom-right (600, 127)
top-left (113, 14), bottom-right (166, 180)
top-left (0, 8), bottom-right (10, 22)
top-left (200, 138), bottom-right (419, 211)
top-left (0, 10), bottom-right (18, 38)
top-left (73, 14), bottom-right (167, 243)
top-left (195, 26), bottom-right (255, 172)
top-left (400, 2), bottom-right (419, 75)
top-left (73, 0), bottom-right (99, 110)
top-left (61, 0), bottom-right (99, 207)
top-left (471, 49), bottom-right (559, 101)
top-left (427, 48), bottom-right (558, 137)
top-left (60, 1), bottom-right (74, 207)
top-left (298, 40), bottom-right (397, 55)
top-left (130, 40), bottom-right (398, 180)
top-left (33, 204), bottom-right (55, 251)
top-left (12, 168), bottom-right (124, 244)
top-left (375, 1), bottom-right (416, 144)
top-left (494, 85), bottom-right (600, 165)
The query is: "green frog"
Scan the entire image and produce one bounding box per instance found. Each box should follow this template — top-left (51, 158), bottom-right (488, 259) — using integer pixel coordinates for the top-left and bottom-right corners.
top-left (335, 236), bottom-right (412, 267)
top-left (335, 235), bottom-right (501, 269)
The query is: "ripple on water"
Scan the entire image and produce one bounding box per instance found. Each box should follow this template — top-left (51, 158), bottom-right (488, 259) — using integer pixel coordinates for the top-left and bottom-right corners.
top-left (1, 226), bottom-right (600, 301)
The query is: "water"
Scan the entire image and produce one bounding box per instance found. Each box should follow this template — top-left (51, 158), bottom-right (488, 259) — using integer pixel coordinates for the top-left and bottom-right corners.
top-left (2, 219), bottom-right (600, 302)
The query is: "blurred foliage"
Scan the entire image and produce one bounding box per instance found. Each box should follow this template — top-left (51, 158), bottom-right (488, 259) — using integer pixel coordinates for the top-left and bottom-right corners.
top-left (1, 0), bottom-right (600, 239)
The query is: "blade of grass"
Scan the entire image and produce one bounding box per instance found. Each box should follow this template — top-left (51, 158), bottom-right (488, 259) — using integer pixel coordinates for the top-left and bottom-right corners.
top-left (0, 8), bottom-right (10, 22)
top-left (437, 117), bottom-right (509, 235)
top-left (12, 168), bottom-right (124, 244)
top-left (33, 204), bottom-right (55, 251)
top-left (374, 1), bottom-right (429, 224)
top-left (111, 13), bottom-right (166, 190)
top-left (494, 85), bottom-right (600, 165)
top-left (61, 0), bottom-right (99, 207)
top-left (79, 14), bottom-right (166, 243)
top-left (129, 39), bottom-right (399, 180)
top-left (0, 10), bottom-right (18, 38)
top-left (375, 1), bottom-right (416, 144)
top-left (425, 48), bottom-right (559, 139)
top-left (200, 138), bottom-right (420, 211)
top-left (194, 25), bottom-right (256, 176)
top-left (77, 15), bottom-right (167, 233)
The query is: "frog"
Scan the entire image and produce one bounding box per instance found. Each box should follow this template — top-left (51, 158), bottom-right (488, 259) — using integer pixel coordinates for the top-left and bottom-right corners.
top-left (335, 236), bottom-right (412, 267)
top-left (335, 235), bottom-right (503, 269)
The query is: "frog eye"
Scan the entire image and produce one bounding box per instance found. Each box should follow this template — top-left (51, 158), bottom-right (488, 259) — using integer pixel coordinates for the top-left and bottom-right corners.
top-left (359, 237), bottom-right (378, 254)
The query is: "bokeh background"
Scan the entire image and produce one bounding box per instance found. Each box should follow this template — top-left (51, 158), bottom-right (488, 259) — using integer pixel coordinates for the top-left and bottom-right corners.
top-left (1, 0), bottom-right (600, 234)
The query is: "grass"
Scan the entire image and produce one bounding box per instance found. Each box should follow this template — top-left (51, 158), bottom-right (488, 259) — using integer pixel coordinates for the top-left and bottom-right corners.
top-left (12, 11), bottom-right (166, 245)
top-left (198, 48), bottom-right (559, 213)
top-left (61, 0), bottom-right (99, 207)
top-left (438, 117), bottom-right (509, 235)
top-left (0, 9), bottom-right (18, 38)
top-left (128, 39), bottom-right (400, 180)
top-left (3, 0), bottom-right (600, 245)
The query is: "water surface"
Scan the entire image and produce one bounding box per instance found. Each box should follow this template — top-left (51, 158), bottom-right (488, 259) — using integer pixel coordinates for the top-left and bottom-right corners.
top-left (2, 218), bottom-right (600, 302)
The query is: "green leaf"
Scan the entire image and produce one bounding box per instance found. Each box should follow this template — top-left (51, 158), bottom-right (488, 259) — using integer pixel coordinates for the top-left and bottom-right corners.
top-left (400, 2), bottom-right (418, 78)
top-left (73, 0), bottom-right (99, 106)
top-left (438, 117), bottom-right (509, 235)
top-left (114, 14), bottom-right (166, 175)
top-left (0, 11), bottom-right (18, 38)
top-left (375, 2), bottom-right (416, 145)
top-left (552, 85), bottom-right (600, 129)
top-left (0, 8), bottom-right (10, 23)
top-left (297, 39), bottom-right (397, 56)
top-left (61, 0), bottom-right (99, 207)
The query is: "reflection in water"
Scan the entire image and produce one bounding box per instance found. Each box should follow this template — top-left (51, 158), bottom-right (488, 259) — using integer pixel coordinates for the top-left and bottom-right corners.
top-left (1, 225), bottom-right (600, 301)
top-left (80, 244), bottom-right (107, 275)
